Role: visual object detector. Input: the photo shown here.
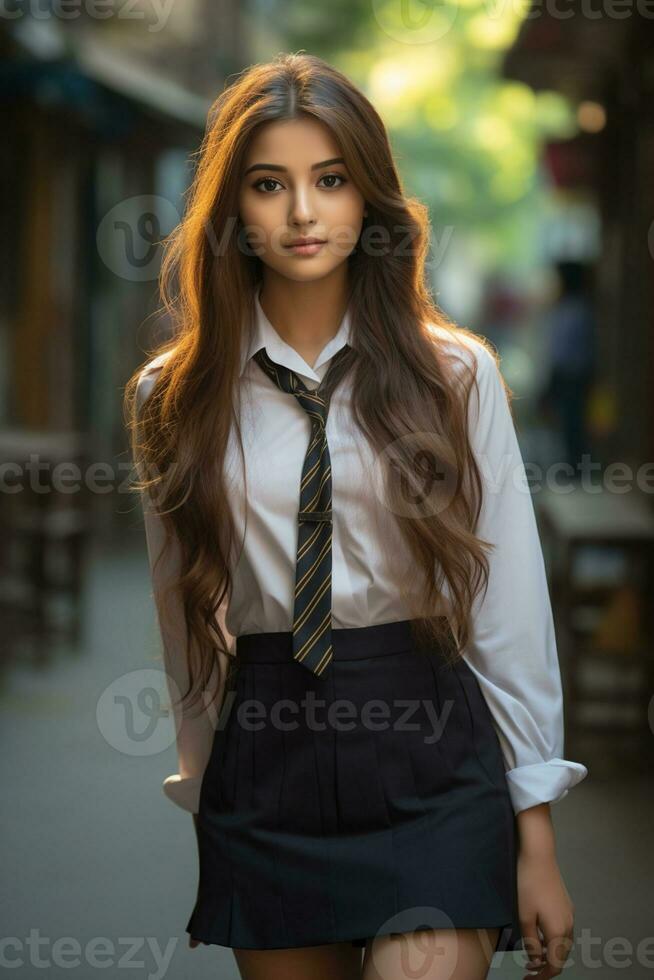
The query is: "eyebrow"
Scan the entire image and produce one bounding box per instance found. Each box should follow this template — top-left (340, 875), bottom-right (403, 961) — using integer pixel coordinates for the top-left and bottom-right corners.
top-left (243, 157), bottom-right (346, 177)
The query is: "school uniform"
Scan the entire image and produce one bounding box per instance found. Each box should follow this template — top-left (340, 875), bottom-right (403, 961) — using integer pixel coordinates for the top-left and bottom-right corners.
top-left (136, 283), bottom-right (588, 953)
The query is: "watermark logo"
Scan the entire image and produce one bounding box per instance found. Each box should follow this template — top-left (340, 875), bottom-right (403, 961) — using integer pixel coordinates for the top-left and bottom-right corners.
top-left (96, 668), bottom-right (178, 757)
top-left (96, 195), bottom-right (180, 282)
top-left (371, 0), bottom-right (460, 44)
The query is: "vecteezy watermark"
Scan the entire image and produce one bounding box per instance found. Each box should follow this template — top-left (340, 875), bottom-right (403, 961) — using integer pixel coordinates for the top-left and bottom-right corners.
top-left (0, 456), bottom-right (135, 495)
top-left (98, 667), bottom-right (457, 754)
top-left (370, 0), bottom-right (654, 49)
top-left (371, 908), bottom-right (654, 980)
top-left (0, 930), bottom-right (178, 977)
top-left (4, 453), bottom-right (654, 501)
top-left (517, 0), bottom-right (654, 20)
top-left (369, 440), bottom-right (654, 521)
top-left (365, 913), bottom-right (654, 977)
top-left (215, 690), bottom-right (455, 743)
top-left (94, 191), bottom-right (455, 282)
top-left (0, 0), bottom-right (176, 32)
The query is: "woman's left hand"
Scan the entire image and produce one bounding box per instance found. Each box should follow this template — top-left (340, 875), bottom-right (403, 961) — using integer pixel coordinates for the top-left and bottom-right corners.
top-left (517, 847), bottom-right (575, 979)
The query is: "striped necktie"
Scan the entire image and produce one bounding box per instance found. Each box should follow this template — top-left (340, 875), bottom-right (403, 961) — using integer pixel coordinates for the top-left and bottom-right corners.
top-left (252, 343), bottom-right (352, 677)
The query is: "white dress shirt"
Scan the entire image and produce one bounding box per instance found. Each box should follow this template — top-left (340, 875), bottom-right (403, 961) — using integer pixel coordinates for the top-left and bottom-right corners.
top-left (136, 283), bottom-right (588, 816)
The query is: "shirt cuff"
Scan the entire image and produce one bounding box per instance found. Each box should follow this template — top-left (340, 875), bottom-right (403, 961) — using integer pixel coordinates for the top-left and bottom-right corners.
top-left (162, 774), bottom-right (203, 814)
top-left (505, 758), bottom-right (588, 815)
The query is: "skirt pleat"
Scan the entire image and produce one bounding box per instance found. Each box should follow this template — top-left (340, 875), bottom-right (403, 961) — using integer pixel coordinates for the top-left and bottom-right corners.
top-left (186, 619), bottom-right (523, 953)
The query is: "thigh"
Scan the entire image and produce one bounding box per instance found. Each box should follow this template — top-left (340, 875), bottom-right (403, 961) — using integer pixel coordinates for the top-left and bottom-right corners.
top-left (361, 927), bottom-right (500, 980)
top-left (233, 941), bottom-right (363, 980)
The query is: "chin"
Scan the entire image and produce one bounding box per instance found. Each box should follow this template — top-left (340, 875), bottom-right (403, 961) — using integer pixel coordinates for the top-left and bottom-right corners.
top-left (274, 261), bottom-right (344, 283)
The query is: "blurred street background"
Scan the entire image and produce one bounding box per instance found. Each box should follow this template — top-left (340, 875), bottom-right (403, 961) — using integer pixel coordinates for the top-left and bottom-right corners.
top-left (1, 2), bottom-right (654, 977)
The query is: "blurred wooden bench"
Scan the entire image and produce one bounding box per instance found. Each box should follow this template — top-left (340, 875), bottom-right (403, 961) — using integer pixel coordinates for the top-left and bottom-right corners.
top-left (535, 484), bottom-right (654, 761)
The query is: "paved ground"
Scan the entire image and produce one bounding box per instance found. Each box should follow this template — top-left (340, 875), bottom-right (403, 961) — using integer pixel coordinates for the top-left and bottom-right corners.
top-left (1, 530), bottom-right (652, 979)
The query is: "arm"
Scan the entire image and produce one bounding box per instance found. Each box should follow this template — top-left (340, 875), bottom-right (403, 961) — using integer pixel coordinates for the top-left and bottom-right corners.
top-left (460, 341), bottom-right (585, 970)
top-left (459, 340), bottom-right (588, 816)
top-left (136, 364), bottom-right (233, 814)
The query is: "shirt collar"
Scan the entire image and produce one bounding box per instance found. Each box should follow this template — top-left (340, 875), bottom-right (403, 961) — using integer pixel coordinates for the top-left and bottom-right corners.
top-left (240, 282), bottom-right (352, 384)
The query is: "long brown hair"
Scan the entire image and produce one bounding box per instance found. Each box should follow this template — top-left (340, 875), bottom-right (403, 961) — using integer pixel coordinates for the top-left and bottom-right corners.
top-left (125, 51), bottom-right (505, 715)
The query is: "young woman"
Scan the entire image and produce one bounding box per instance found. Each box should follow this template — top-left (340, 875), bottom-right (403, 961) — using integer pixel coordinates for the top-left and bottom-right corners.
top-left (126, 52), bottom-right (588, 980)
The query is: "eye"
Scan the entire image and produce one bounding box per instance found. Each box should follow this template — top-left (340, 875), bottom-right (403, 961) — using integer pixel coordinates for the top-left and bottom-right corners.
top-left (253, 176), bottom-right (283, 193)
top-left (318, 172), bottom-right (348, 189)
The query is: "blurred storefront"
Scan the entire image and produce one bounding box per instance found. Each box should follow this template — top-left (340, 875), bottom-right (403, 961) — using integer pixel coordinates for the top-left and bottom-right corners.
top-left (0, 2), bottom-right (247, 654)
top-left (502, 14), bottom-right (654, 468)
top-left (0, 1), bottom-right (245, 460)
top-left (503, 18), bottom-right (654, 769)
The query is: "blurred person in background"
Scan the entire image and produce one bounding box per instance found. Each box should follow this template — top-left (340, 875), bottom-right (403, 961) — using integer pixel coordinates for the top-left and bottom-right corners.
top-left (538, 260), bottom-right (596, 470)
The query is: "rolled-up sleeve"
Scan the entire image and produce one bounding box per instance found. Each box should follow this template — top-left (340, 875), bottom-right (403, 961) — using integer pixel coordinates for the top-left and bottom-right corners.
top-left (136, 364), bottom-right (232, 814)
top-left (459, 340), bottom-right (588, 815)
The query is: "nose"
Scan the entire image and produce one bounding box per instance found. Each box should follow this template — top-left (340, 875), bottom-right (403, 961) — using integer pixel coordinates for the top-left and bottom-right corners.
top-left (289, 184), bottom-right (316, 228)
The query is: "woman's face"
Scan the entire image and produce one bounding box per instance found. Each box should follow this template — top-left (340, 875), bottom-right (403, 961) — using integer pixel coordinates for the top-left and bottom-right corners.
top-left (238, 115), bottom-right (366, 283)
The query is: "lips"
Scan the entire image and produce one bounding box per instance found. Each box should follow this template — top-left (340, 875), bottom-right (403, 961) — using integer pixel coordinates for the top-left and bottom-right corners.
top-left (284, 238), bottom-right (326, 247)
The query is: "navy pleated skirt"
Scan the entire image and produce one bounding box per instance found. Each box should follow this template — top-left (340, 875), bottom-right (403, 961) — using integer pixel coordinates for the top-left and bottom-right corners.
top-left (186, 618), bottom-right (523, 953)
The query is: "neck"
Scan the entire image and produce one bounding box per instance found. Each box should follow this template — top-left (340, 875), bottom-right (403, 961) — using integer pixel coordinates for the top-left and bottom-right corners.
top-left (258, 271), bottom-right (350, 357)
